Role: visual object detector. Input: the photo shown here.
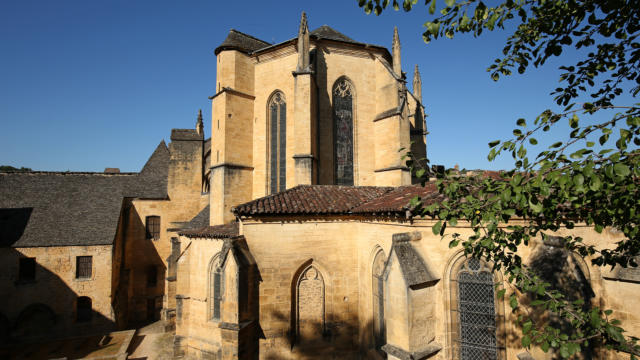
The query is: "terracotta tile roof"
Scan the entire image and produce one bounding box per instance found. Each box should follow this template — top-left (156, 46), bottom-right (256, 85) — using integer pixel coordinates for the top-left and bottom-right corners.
top-left (232, 185), bottom-right (395, 216)
top-left (351, 183), bottom-right (443, 214)
top-left (179, 222), bottom-right (239, 239)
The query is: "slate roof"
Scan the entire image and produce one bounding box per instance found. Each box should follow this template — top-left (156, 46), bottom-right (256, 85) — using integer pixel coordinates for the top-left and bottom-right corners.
top-left (179, 222), bottom-right (239, 239)
top-left (214, 29), bottom-right (271, 55)
top-left (171, 129), bottom-right (204, 141)
top-left (233, 185), bottom-right (395, 216)
top-left (216, 26), bottom-right (389, 58)
top-left (309, 25), bottom-right (358, 44)
top-left (0, 141), bottom-right (170, 247)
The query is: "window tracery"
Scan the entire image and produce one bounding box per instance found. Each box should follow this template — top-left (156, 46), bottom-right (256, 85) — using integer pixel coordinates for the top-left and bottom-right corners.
top-left (209, 254), bottom-right (224, 321)
top-left (333, 78), bottom-right (354, 186)
top-left (451, 257), bottom-right (500, 360)
top-left (295, 265), bottom-right (325, 344)
top-left (268, 91), bottom-right (286, 194)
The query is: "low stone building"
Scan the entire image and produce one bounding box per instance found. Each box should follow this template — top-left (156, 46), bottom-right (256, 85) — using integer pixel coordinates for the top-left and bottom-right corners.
top-left (0, 119), bottom-right (209, 342)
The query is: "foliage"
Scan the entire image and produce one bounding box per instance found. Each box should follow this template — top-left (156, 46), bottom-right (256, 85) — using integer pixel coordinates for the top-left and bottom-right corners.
top-left (360, 0), bottom-right (640, 358)
top-left (0, 165), bottom-right (32, 172)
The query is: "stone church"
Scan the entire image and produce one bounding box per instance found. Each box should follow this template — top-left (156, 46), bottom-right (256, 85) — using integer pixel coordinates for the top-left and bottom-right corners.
top-left (0, 12), bottom-right (638, 360)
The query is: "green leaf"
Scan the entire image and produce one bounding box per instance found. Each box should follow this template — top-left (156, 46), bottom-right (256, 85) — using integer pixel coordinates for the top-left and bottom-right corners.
top-left (488, 140), bottom-right (500, 147)
top-left (541, 341), bottom-right (550, 352)
top-left (569, 114), bottom-right (579, 128)
top-left (614, 163), bottom-right (630, 177)
top-left (510, 295), bottom-right (518, 309)
top-left (517, 118), bottom-right (526, 127)
top-left (432, 220), bottom-right (442, 235)
top-left (522, 334), bottom-right (531, 348)
top-left (444, 0), bottom-right (455, 6)
top-left (429, 0), bottom-right (436, 14)
top-left (529, 138), bottom-right (538, 145)
top-left (497, 289), bottom-right (506, 299)
top-left (589, 175), bottom-right (601, 191)
top-left (550, 141), bottom-right (562, 148)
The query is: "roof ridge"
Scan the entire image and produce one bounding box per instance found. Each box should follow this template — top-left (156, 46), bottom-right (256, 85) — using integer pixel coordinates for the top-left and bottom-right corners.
top-left (229, 28), bottom-right (271, 45)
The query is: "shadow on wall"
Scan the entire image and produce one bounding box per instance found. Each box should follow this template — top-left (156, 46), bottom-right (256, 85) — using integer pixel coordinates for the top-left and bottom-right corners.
top-left (523, 242), bottom-right (595, 360)
top-left (262, 309), bottom-right (374, 360)
top-left (314, 45), bottom-right (332, 185)
top-left (124, 204), bottom-right (167, 327)
top-left (0, 248), bottom-right (116, 349)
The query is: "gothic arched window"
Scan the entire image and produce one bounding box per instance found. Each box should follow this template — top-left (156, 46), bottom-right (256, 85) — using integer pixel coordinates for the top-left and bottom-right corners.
top-left (268, 91), bottom-right (287, 194)
top-left (450, 257), bottom-right (500, 360)
top-left (372, 249), bottom-right (386, 353)
top-left (333, 78), bottom-right (354, 186)
top-left (295, 264), bottom-right (325, 345)
top-left (209, 254), bottom-right (224, 321)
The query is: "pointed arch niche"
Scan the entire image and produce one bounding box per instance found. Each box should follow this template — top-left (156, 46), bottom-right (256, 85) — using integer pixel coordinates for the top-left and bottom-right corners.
top-left (208, 253), bottom-right (224, 321)
top-left (291, 261), bottom-right (326, 345)
top-left (332, 77), bottom-right (356, 186)
top-left (267, 91), bottom-right (287, 194)
top-left (372, 248), bottom-right (386, 352)
top-left (447, 254), bottom-right (505, 360)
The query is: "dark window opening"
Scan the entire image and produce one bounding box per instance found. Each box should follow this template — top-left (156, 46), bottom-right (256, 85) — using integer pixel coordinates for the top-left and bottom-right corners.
top-left (76, 256), bottom-right (92, 279)
top-left (76, 296), bottom-right (92, 322)
top-left (147, 266), bottom-right (158, 287)
top-left (268, 91), bottom-right (286, 194)
top-left (333, 79), bottom-right (354, 186)
top-left (18, 257), bottom-right (36, 282)
top-left (145, 216), bottom-right (160, 240)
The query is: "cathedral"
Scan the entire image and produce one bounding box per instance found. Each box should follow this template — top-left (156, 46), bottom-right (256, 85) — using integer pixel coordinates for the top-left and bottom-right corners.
top-left (1, 12), bottom-right (638, 360)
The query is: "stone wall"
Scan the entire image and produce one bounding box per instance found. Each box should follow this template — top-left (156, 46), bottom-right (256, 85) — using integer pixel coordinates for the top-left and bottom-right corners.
top-left (0, 244), bottom-right (116, 340)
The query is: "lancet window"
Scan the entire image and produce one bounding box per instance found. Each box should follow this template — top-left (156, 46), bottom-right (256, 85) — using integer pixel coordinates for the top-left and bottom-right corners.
top-left (268, 91), bottom-right (286, 194)
top-left (451, 257), bottom-right (499, 360)
top-left (209, 254), bottom-right (224, 321)
top-left (333, 78), bottom-right (354, 186)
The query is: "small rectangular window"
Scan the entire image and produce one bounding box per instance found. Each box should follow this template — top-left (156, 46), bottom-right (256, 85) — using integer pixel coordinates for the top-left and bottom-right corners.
top-left (146, 216), bottom-right (160, 240)
top-left (19, 257), bottom-right (35, 282)
top-left (76, 256), bottom-right (92, 279)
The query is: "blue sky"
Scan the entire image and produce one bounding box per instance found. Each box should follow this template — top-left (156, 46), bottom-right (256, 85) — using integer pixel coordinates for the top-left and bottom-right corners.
top-left (0, 0), bottom-right (631, 172)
